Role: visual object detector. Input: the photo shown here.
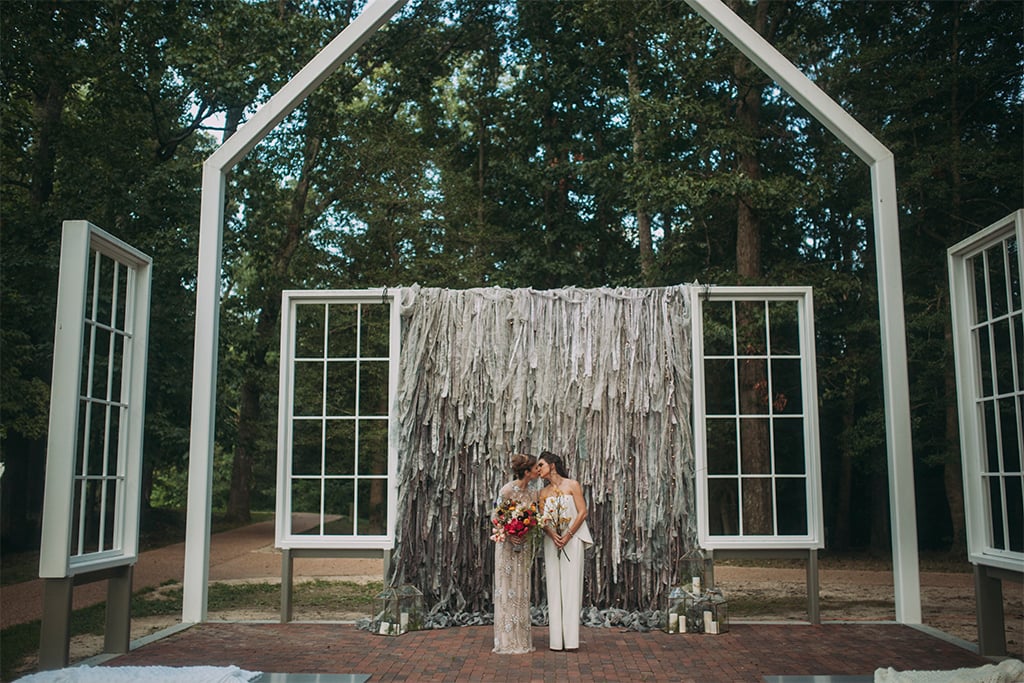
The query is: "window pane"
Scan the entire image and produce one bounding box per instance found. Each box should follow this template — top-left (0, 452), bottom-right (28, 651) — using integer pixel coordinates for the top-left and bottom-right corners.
top-left (359, 420), bottom-right (389, 475)
top-left (707, 478), bottom-right (738, 536)
top-left (325, 361), bottom-right (356, 416)
top-left (70, 481), bottom-right (84, 554)
top-left (770, 358), bottom-right (803, 415)
top-left (987, 476), bottom-right (1005, 550)
top-left (291, 479), bottom-right (322, 535)
top-left (736, 301), bottom-right (767, 356)
top-left (360, 304), bottom-right (391, 358)
top-left (327, 304), bottom-right (358, 358)
top-left (704, 359), bottom-right (736, 414)
top-left (976, 326), bottom-right (993, 398)
top-left (742, 478), bottom-right (773, 535)
top-left (1008, 237), bottom-right (1021, 311)
top-left (739, 418), bottom-right (771, 474)
top-left (706, 418), bottom-right (738, 475)
top-left (1014, 314), bottom-right (1024, 391)
top-left (293, 361), bottom-right (324, 416)
top-left (703, 300), bottom-right (734, 356)
top-left (1005, 476), bottom-right (1023, 552)
top-left (987, 244), bottom-right (1008, 318)
top-left (109, 333), bottom-right (124, 403)
top-left (102, 479), bottom-right (117, 550)
top-left (104, 406), bottom-right (122, 477)
top-left (775, 478), bottom-right (808, 535)
top-left (78, 479), bottom-right (102, 555)
top-left (993, 318), bottom-right (1014, 396)
top-left (738, 358), bottom-right (769, 415)
top-left (292, 419), bottom-right (323, 476)
top-left (358, 479), bottom-right (387, 535)
top-left (768, 300), bottom-right (800, 356)
top-left (983, 400), bottom-right (1000, 473)
top-left (773, 417), bottom-right (805, 475)
top-left (324, 419), bottom-right (355, 476)
top-left (294, 304), bottom-right (326, 359)
top-left (90, 329), bottom-right (111, 399)
top-left (971, 255), bottom-right (989, 324)
top-left (324, 478), bottom-right (355, 535)
top-left (999, 398), bottom-right (1021, 473)
top-left (359, 361), bottom-right (390, 416)
top-left (84, 402), bottom-right (107, 476)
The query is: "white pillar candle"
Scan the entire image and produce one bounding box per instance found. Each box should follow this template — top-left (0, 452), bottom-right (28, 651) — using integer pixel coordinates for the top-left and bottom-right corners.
top-left (400, 612), bottom-right (409, 630)
top-left (692, 577), bottom-right (701, 594)
top-left (668, 613), bottom-right (679, 632)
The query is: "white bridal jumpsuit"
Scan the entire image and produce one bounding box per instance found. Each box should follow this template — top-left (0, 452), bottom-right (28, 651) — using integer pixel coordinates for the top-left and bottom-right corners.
top-left (543, 493), bottom-right (593, 650)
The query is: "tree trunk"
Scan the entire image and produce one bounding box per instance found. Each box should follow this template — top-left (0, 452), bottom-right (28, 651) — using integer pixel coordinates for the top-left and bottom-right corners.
top-left (833, 392), bottom-right (857, 549)
top-left (30, 81), bottom-right (66, 207)
top-left (941, 4), bottom-right (967, 556)
top-left (626, 30), bottom-right (654, 284)
top-left (225, 118), bottom-right (322, 522)
top-left (731, 0), bottom-right (771, 535)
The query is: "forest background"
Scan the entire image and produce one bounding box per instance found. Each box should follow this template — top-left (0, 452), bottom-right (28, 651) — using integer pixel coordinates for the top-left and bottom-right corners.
top-left (1, 0), bottom-right (1021, 564)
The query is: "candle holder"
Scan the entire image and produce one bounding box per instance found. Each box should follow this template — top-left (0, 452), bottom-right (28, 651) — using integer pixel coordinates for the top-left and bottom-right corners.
top-left (663, 585), bottom-right (688, 633)
top-left (374, 584), bottom-right (424, 635)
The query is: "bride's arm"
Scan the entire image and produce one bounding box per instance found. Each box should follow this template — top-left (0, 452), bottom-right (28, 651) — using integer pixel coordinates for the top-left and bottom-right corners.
top-left (565, 480), bottom-right (588, 538)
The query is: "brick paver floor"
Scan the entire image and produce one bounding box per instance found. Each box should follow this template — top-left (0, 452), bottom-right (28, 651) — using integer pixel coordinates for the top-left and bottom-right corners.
top-left (102, 621), bottom-right (997, 682)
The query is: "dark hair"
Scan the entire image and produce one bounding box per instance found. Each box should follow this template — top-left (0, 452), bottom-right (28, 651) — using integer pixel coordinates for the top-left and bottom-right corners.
top-left (510, 453), bottom-right (537, 480)
top-left (539, 450), bottom-right (568, 478)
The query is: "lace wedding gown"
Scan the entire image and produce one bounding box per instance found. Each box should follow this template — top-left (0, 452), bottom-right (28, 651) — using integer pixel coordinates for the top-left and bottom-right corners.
top-left (492, 481), bottom-right (536, 654)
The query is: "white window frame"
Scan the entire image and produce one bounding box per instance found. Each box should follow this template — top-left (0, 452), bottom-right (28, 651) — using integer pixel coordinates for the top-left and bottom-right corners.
top-left (948, 210), bottom-right (1024, 574)
top-left (275, 289), bottom-right (400, 550)
top-left (39, 221), bottom-right (152, 578)
top-left (691, 286), bottom-right (824, 550)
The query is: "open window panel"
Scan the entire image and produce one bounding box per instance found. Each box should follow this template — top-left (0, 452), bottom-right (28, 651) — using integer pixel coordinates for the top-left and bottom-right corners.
top-left (40, 221), bottom-right (152, 578)
top-left (691, 286), bottom-right (824, 550)
top-left (949, 210), bottom-right (1024, 574)
top-left (275, 290), bottom-right (400, 550)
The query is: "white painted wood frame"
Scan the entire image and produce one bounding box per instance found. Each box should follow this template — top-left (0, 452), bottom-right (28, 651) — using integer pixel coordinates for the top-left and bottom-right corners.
top-left (40, 220), bottom-right (152, 578)
top-left (184, 0), bottom-right (921, 623)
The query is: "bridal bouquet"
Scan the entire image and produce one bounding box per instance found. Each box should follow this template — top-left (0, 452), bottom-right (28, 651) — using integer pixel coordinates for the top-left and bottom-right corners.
top-left (490, 499), bottom-right (540, 553)
top-left (539, 494), bottom-right (572, 561)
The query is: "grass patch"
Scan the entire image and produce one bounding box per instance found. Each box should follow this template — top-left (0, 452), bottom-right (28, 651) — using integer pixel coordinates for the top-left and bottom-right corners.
top-left (0, 584), bottom-right (182, 681)
top-left (204, 579), bottom-right (383, 613)
top-left (725, 595), bottom-right (894, 618)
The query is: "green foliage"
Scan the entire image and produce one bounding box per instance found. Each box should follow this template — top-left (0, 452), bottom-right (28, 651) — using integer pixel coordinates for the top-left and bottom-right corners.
top-left (2, 0), bottom-right (1020, 551)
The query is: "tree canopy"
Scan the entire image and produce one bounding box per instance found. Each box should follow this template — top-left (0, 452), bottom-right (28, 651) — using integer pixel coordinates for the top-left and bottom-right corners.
top-left (1, 0), bottom-right (1021, 556)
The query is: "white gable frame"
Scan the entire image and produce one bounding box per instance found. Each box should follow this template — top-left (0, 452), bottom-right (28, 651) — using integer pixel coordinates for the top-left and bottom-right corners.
top-left (183, 0), bottom-right (921, 624)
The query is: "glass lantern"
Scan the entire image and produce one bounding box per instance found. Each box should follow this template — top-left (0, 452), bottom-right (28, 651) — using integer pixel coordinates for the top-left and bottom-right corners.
top-left (375, 584), bottom-right (424, 635)
top-left (663, 585), bottom-right (688, 633)
top-left (680, 548), bottom-right (707, 595)
top-left (701, 589), bottom-right (729, 634)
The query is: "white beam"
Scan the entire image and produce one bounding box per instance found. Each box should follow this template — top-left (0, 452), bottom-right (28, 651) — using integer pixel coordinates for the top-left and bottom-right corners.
top-left (182, 0), bottom-right (410, 623)
top-left (684, 0), bottom-right (922, 623)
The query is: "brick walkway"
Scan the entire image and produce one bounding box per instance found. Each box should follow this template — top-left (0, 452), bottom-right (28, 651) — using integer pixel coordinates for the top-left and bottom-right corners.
top-left (103, 622), bottom-right (995, 682)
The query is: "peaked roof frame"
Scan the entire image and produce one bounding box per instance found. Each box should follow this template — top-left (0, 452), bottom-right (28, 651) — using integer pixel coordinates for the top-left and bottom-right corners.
top-left (182, 0), bottom-right (922, 624)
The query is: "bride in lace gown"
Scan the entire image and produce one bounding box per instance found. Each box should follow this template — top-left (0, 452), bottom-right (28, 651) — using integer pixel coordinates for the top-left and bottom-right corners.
top-left (492, 453), bottom-right (540, 654)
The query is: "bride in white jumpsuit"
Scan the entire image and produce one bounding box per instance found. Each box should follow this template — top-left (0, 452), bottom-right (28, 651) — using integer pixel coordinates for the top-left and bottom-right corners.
top-left (537, 451), bottom-right (593, 651)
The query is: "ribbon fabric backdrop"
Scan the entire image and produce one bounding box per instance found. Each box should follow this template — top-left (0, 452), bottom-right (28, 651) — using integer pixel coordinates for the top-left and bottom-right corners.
top-left (391, 285), bottom-right (697, 614)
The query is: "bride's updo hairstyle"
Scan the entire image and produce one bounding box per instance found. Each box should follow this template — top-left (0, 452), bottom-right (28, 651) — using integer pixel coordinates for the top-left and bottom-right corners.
top-left (539, 451), bottom-right (569, 477)
top-left (510, 453), bottom-right (537, 479)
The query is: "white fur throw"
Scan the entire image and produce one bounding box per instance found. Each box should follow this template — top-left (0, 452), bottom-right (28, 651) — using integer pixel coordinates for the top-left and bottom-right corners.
top-left (875, 659), bottom-right (1024, 683)
top-left (16, 665), bottom-right (261, 682)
